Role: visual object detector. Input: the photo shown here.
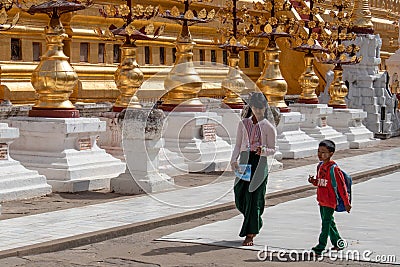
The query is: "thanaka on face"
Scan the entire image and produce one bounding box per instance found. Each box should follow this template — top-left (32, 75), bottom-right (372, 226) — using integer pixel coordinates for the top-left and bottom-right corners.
top-left (250, 106), bottom-right (266, 122)
top-left (318, 146), bottom-right (333, 163)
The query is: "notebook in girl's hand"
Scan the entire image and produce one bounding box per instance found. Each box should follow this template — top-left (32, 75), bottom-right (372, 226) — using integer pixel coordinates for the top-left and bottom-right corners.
top-left (235, 164), bottom-right (252, 181)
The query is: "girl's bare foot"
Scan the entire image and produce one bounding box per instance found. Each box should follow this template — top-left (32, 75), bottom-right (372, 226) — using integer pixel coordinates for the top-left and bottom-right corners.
top-left (242, 234), bottom-right (256, 246)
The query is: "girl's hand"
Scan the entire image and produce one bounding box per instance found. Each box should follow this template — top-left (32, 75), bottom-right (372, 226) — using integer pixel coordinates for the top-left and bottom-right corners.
top-left (231, 162), bottom-right (240, 171)
top-left (256, 146), bottom-right (266, 155)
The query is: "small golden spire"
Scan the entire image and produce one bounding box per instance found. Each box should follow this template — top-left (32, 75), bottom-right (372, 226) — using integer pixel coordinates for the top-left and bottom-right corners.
top-left (350, 0), bottom-right (374, 34)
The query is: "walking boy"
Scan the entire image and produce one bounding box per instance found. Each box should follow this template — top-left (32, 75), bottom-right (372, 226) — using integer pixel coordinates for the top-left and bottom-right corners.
top-left (308, 140), bottom-right (351, 255)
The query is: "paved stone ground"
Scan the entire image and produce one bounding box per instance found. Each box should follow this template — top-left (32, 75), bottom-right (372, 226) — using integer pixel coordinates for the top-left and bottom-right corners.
top-left (0, 137), bottom-right (398, 266)
top-left (159, 171), bottom-right (400, 264)
top-left (1, 136), bottom-right (399, 221)
top-left (0, 183), bottom-right (394, 266)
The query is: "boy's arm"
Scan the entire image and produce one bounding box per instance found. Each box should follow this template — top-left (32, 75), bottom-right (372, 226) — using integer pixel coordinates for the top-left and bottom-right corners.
top-left (334, 166), bottom-right (351, 207)
top-left (308, 175), bottom-right (317, 186)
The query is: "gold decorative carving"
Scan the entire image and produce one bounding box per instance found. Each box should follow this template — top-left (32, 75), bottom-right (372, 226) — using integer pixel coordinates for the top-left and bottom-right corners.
top-left (216, 0), bottom-right (249, 108)
top-left (350, 0), bottom-right (374, 34)
top-left (114, 44), bottom-right (143, 110)
top-left (31, 22), bottom-right (77, 109)
top-left (221, 52), bottom-right (245, 107)
top-left (161, 23), bottom-right (203, 107)
top-left (298, 52), bottom-right (319, 103)
top-left (256, 39), bottom-right (289, 111)
top-left (328, 65), bottom-right (348, 108)
top-left (28, 0), bottom-right (82, 110)
top-left (159, 0), bottom-right (216, 110)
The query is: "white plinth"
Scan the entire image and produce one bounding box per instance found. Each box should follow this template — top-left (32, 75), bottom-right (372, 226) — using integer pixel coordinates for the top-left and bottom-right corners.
top-left (276, 112), bottom-right (319, 159)
top-left (0, 123), bottom-right (52, 201)
top-left (327, 109), bottom-right (380, 148)
top-left (159, 148), bottom-right (189, 177)
top-left (111, 169), bottom-right (173, 194)
top-left (112, 108), bottom-right (175, 194)
top-left (290, 104), bottom-right (349, 150)
top-left (112, 138), bottom-right (174, 195)
top-left (163, 112), bottom-right (232, 172)
top-left (7, 117), bottom-right (126, 193)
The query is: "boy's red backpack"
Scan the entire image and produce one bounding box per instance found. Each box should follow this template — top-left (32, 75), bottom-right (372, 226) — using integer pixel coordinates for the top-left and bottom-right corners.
top-left (317, 162), bottom-right (352, 212)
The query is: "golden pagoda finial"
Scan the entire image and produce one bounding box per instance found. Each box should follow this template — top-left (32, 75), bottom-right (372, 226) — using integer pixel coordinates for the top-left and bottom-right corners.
top-left (159, 0), bottom-right (215, 112)
top-left (350, 0), bottom-right (374, 34)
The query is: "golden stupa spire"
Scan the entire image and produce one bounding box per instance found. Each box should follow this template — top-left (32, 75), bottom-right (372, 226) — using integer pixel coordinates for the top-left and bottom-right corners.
top-left (350, 0), bottom-right (374, 34)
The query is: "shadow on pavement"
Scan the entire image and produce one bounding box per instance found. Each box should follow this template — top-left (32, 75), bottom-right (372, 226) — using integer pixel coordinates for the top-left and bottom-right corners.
top-left (142, 243), bottom-right (231, 256)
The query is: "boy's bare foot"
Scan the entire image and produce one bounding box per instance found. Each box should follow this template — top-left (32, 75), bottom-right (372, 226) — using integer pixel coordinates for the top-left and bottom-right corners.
top-left (242, 234), bottom-right (256, 246)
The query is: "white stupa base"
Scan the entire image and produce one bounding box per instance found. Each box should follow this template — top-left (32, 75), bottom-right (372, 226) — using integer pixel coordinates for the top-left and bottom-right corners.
top-left (0, 160), bottom-right (52, 201)
top-left (119, 138), bottom-right (175, 194)
top-left (159, 148), bottom-right (189, 177)
top-left (111, 170), bottom-right (174, 195)
top-left (0, 123), bottom-right (52, 201)
top-left (277, 112), bottom-right (319, 159)
top-left (290, 104), bottom-right (349, 150)
top-left (7, 117), bottom-right (126, 193)
top-left (163, 112), bottom-right (232, 172)
top-left (327, 109), bottom-right (380, 149)
top-left (164, 136), bottom-right (232, 172)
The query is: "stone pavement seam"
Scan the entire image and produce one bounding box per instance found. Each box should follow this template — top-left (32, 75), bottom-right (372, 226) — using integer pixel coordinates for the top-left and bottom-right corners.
top-left (0, 162), bottom-right (398, 260)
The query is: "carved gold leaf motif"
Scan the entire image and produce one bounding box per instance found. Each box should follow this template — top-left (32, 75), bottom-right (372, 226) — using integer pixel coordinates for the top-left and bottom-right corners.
top-left (11, 12), bottom-right (19, 26)
top-left (264, 24), bottom-right (273, 33)
top-left (126, 23), bottom-right (136, 35)
top-left (171, 6), bottom-right (180, 17)
top-left (198, 8), bottom-right (207, 19)
top-left (276, 25), bottom-right (284, 33)
top-left (184, 10), bottom-right (194, 19)
top-left (207, 9), bottom-right (215, 19)
top-left (145, 23), bottom-right (155, 34)
top-left (0, 9), bottom-right (7, 24)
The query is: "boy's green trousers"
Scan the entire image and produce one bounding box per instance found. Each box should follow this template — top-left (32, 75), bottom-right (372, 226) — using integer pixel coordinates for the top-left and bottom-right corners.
top-left (312, 206), bottom-right (341, 253)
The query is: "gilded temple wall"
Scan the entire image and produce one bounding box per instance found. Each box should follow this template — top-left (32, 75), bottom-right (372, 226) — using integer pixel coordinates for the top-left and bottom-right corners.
top-left (0, 0), bottom-right (398, 104)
